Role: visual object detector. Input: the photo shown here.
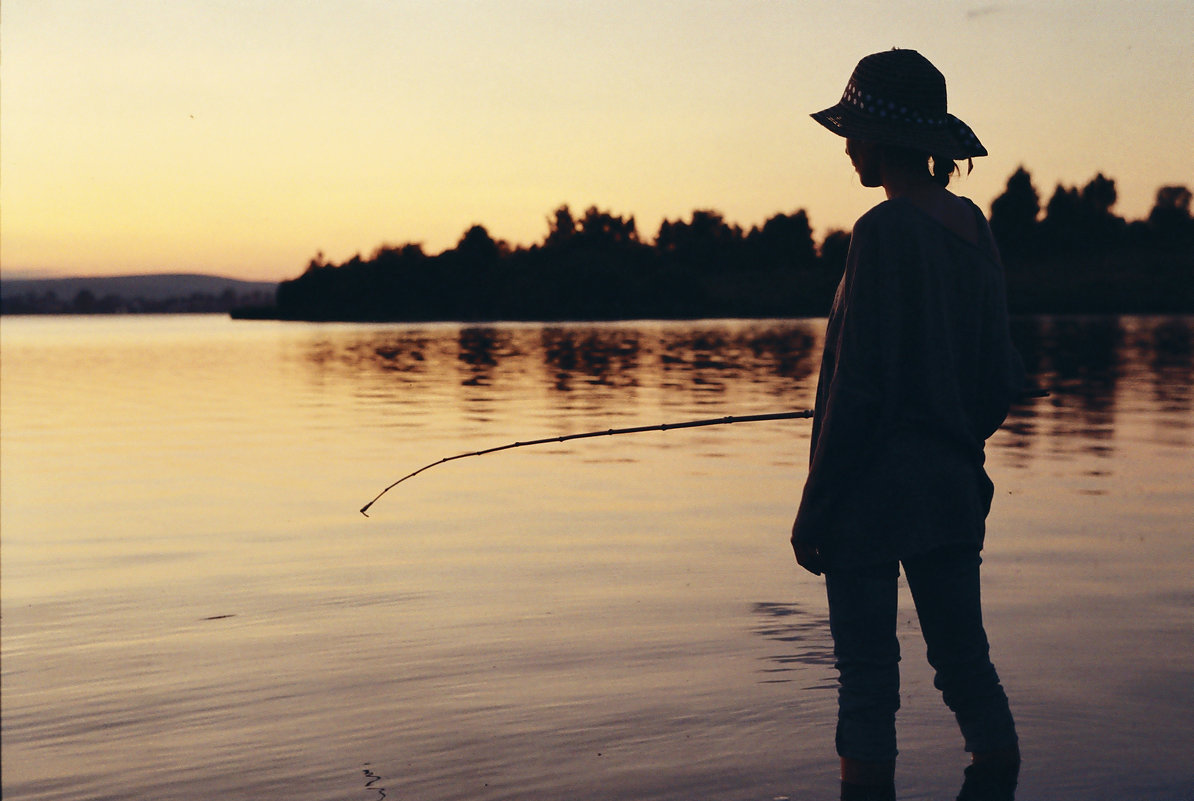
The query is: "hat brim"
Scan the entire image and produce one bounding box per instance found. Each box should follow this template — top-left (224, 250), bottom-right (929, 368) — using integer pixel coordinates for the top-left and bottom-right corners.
top-left (811, 103), bottom-right (987, 160)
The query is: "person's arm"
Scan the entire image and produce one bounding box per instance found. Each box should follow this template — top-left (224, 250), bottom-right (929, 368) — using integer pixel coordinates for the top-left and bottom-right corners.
top-left (973, 208), bottom-right (1027, 440)
top-left (791, 214), bottom-right (899, 574)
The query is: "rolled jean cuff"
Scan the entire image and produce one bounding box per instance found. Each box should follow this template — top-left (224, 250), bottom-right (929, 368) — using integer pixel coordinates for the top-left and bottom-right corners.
top-left (960, 705), bottom-right (1019, 754)
top-left (836, 718), bottom-right (898, 762)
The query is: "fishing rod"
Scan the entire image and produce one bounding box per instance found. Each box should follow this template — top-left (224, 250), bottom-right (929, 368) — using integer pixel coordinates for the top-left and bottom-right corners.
top-left (359, 388), bottom-right (1049, 516)
top-left (359, 410), bottom-right (814, 516)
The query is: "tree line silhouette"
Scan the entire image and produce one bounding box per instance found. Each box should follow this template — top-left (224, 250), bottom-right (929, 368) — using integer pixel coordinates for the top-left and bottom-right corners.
top-left (988, 170), bottom-right (1191, 313)
top-left (250, 167), bottom-right (1191, 322)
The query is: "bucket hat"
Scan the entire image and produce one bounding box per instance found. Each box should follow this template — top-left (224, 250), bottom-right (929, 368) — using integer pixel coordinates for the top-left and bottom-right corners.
top-left (811, 49), bottom-right (987, 160)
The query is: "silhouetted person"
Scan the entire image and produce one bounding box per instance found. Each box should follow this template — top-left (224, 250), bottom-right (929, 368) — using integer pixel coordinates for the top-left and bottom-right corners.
top-left (791, 49), bottom-right (1023, 801)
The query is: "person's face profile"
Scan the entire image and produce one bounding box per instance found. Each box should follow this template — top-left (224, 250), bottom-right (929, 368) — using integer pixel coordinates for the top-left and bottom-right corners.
top-left (845, 138), bottom-right (883, 188)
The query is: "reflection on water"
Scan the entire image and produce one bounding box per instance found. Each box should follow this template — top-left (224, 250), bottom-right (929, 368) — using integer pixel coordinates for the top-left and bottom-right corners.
top-left (749, 602), bottom-right (836, 685)
top-left (361, 764), bottom-right (388, 800)
top-left (307, 321), bottom-right (824, 403)
top-left (297, 316), bottom-right (1193, 451)
top-left (996, 318), bottom-right (1193, 487)
top-left (2, 314), bottom-right (1192, 801)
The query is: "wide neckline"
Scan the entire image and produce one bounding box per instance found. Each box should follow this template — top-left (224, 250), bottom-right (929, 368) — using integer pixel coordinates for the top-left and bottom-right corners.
top-left (887, 195), bottom-right (986, 250)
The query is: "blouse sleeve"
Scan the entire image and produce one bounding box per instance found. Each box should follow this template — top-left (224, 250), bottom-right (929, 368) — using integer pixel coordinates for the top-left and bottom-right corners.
top-left (791, 213), bottom-right (901, 548)
top-left (972, 203), bottom-right (1027, 438)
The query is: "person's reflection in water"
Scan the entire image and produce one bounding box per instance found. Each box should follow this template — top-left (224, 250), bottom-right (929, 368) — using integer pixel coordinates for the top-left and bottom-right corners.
top-left (791, 49), bottom-right (1023, 801)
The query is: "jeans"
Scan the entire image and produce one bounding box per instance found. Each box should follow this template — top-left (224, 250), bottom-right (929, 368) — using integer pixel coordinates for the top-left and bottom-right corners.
top-left (825, 546), bottom-right (1018, 762)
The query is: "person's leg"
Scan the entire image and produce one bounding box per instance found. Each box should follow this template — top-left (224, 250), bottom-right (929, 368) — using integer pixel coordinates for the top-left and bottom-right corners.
top-left (902, 546), bottom-right (1019, 759)
top-left (956, 759), bottom-right (1021, 801)
top-left (825, 562), bottom-right (900, 799)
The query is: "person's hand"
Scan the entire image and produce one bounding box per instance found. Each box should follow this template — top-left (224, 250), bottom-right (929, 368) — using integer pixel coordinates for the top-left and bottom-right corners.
top-left (790, 522), bottom-right (825, 576)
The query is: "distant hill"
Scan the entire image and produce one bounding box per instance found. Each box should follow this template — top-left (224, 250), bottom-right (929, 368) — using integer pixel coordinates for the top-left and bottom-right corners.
top-left (1, 273), bottom-right (277, 314)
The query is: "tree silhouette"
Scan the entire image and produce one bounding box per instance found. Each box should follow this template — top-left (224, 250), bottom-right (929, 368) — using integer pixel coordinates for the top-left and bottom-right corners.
top-left (259, 169), bottom-right (1192, 323)
top-left (544, 205), bottom-right (578, 249)
top-left (72, 289), bottom-right (97, 313)
top-left (1040, 184), bottom-right (1084, 254)
top-left (1036, 173), bottom-right (1129, 254)
top-left (747, 210), bottom-right (818, 272)
top-left (818, 229), bottom-right (851, 275)
top-left (1148, 185), bottom-right (1193, 243)
top-left (1081, 173), bottom-right (1118, 219)
top-left (452, 224), bottom-right (504, 267)
top-left (655, 210), bottom-right (745, 272)
top-left (989, 166), bottom-right (1040, 259)
top-left (576, 206), bottom-right (640, 248)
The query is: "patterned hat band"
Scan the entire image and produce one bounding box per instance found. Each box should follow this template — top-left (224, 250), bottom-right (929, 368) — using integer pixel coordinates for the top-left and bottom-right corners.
top-left (841, 79), bottom-right (948, 126)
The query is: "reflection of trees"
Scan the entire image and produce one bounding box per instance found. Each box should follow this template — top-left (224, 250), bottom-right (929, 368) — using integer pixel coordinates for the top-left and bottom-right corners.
top-left (541, 327), bottom-right (641, 391)
top-left (1040, 317), bottom-right (1123, 414)
top-left (745, 326), bottom-right (819, 385)
top-left (292, 322), bottom-right (823, 408)
top-left (302, 333), bottom-right (435, 375)
top-left (291, 319), bottom-right (1191, 465)
top-left (662, 329), bottom-right (736, 396)
top-left (1145, 319), bottom-right (1193, 430)
top-left (458, 327), bottom-right (509, 387)
top-left (998, 316), bottom-right (1194, 460)
top-left (288, 328), bottom-right (454, 408)
top-left (1010, 317), bottom-right (1122, 459)
top-left (537, 323), bottom-right (819, 399)
top-left (658, 325), bottom-right (820, 402)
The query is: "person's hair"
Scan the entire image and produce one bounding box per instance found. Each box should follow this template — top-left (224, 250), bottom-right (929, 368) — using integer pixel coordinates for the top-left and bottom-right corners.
top-left (883, 144), bottom-right (971, 187)
top-left (929, 155), bottom-right (960, 187)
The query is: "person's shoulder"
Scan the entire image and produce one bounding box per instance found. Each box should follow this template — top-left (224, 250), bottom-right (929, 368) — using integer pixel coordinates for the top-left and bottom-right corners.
top-left (852, 199), bottom-right (916, 239)
top-left (857, 198), bottom-right (924, 227)
top-left (845, 202), bottom-right (912, 276)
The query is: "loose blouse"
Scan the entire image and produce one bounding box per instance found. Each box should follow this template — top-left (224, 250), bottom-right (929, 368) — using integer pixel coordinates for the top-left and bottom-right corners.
top-left (791, 196), bottom-right (1024, 570)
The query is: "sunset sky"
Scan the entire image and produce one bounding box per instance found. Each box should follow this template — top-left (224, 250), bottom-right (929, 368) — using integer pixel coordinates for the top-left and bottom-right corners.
top-left (3, 0), bottom-right (1191, 282)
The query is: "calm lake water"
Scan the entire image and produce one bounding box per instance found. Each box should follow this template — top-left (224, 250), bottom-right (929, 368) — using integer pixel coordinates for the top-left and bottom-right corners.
top-left (2, 314), bottom-right (1192, 801)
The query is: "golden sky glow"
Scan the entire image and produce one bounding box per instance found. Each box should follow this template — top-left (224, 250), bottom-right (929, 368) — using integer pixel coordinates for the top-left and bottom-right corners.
top-left (3, 1), bottom-right (1192, 281)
